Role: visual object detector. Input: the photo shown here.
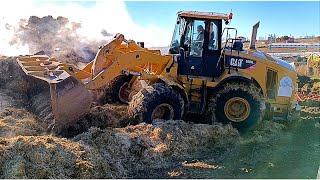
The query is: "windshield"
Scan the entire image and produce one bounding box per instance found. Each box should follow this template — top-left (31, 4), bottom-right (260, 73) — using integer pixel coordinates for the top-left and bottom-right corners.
top-left (169, 17), bottom-right (185, 54)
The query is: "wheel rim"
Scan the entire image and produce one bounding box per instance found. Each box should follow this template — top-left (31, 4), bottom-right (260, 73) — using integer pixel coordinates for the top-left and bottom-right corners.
top-left (151, 103), bottom-right (174, 120)
top-left (224, 97), bottom-right (251, 122)
top-left (118, 82), bottom-right (130, 103)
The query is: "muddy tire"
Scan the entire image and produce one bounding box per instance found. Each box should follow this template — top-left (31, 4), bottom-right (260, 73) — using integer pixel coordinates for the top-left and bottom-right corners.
top-left (128, 83), bottom-right (184, 123)
top-left (104, 75), bottom-right (132, 104)
top-left (206, 82), bottom-right (266, 131)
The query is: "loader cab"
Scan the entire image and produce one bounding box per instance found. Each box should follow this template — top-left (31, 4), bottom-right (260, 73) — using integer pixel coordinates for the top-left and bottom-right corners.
top-left (169, 11), bottom-right (230, 78)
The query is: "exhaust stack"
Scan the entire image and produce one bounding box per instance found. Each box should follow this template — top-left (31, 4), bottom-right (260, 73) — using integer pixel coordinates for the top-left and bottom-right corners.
top-left (249, 21), bottom-right (260, 50)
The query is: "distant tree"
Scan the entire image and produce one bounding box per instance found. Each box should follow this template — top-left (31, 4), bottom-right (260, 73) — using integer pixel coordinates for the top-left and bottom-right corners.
top-left (297, 56), bottom-right (304, 62)
top-left (282, 36), bottom-right (290, 40)
top-left (268, 34), bottom-right (276, 43)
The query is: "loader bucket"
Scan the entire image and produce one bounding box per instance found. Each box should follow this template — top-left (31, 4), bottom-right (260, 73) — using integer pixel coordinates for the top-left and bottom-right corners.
top-left (16, 55), bottom-right (92, 133)
top-left (49, 76), bottom-right (92, 133)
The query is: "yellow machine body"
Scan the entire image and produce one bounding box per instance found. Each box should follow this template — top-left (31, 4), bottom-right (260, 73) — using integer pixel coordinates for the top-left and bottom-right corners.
top-left (16, 11), bottom-right (298, 131)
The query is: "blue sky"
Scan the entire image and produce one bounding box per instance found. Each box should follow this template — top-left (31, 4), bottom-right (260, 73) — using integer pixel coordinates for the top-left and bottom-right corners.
top-left (1, 0), bottom-right (319, 54)
top-left (125, 1), bottom-right (320, 39)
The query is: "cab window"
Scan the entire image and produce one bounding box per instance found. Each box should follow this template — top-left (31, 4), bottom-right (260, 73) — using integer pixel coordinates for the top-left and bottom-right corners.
top-left (183, 20), bottom-right (205, 57)
top-left (208, 21), bottom-right (219, 51)
top-left (169, 17), bottom-right (185, 54)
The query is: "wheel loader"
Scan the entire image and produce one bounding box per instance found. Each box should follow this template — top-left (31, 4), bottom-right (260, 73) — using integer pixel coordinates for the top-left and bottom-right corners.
top-left (16, 11), bottom-right (299, 133)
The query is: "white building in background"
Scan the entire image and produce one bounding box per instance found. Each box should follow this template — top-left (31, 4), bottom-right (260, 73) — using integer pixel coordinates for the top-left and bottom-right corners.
top-left (268, 43), bottom-right (320, 48)
top-left (268, 52), bottom-right (320, 58)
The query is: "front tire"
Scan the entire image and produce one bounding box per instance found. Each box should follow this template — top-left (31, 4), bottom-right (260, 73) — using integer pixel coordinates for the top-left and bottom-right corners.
top-left (128, 83), bottom-right (184, 123)
top-left (103, 75), bottom-right (132, 104)
top-left (206, 82), bottom-right (266, 131)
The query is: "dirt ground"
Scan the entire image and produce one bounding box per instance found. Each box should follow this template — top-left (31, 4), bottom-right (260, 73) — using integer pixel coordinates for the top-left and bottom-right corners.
top-left (0, 57), bottom-right (319, 179)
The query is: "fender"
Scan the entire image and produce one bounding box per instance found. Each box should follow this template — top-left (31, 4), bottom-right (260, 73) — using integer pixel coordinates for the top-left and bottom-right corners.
top-left (211, 75), bottom-right (265, 98)
top-left (158, 76), bottom-right (189, 108)
top-left (215, 76), bottom-right (252, 89)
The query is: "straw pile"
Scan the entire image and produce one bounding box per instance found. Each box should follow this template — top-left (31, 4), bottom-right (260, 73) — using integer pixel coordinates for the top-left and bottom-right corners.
top-left (0, 120), bottom-right (238, 178)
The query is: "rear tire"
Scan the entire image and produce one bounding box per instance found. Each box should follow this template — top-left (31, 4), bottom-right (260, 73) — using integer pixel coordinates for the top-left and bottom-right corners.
top-left (206, 82), bottom-right (266, 131)
top-left (128, 83), bottom-right (184, 123)
top-left (104, 75), bottom-right (132, 104)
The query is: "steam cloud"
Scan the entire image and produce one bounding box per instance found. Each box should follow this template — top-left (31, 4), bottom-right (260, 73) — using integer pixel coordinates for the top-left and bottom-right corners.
top-left (9, 15), bottom-right (110, 63)
top-left (0, 1), bottom-right (172, 60)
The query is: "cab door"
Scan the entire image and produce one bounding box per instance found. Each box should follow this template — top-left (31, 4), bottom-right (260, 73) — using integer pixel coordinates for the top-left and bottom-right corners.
top-left (202, 20), bottom-right (222, 78)
top-left (179, 20), bottom-right (206, 76)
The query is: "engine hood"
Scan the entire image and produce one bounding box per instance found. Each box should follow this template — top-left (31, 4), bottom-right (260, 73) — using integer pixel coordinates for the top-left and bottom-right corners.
top-left (232, 49), bottom-right (296, 72)
top-left (272, 57), bottom-right (296, 72)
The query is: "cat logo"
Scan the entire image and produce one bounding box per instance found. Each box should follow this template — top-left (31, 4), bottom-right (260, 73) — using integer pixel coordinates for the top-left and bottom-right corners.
top-left (230, 58), bottom-right (243, 67)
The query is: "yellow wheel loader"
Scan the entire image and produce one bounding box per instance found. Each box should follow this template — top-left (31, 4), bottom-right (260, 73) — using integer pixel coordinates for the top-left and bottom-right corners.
top-left (16, 11), bottom-right (299, 133)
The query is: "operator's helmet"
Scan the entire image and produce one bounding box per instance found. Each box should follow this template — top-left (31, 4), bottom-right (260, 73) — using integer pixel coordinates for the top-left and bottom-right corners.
top-left (197, 25), bottom-right (204, 32)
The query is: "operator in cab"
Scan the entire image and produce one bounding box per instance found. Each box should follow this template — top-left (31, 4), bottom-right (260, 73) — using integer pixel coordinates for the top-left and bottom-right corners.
top-left (196, 25), bottom-right (204, 41)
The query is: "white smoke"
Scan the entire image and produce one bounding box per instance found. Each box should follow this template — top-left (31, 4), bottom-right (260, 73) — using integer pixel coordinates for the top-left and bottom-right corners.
top-left (0, 1), bottom-right (172, 56)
